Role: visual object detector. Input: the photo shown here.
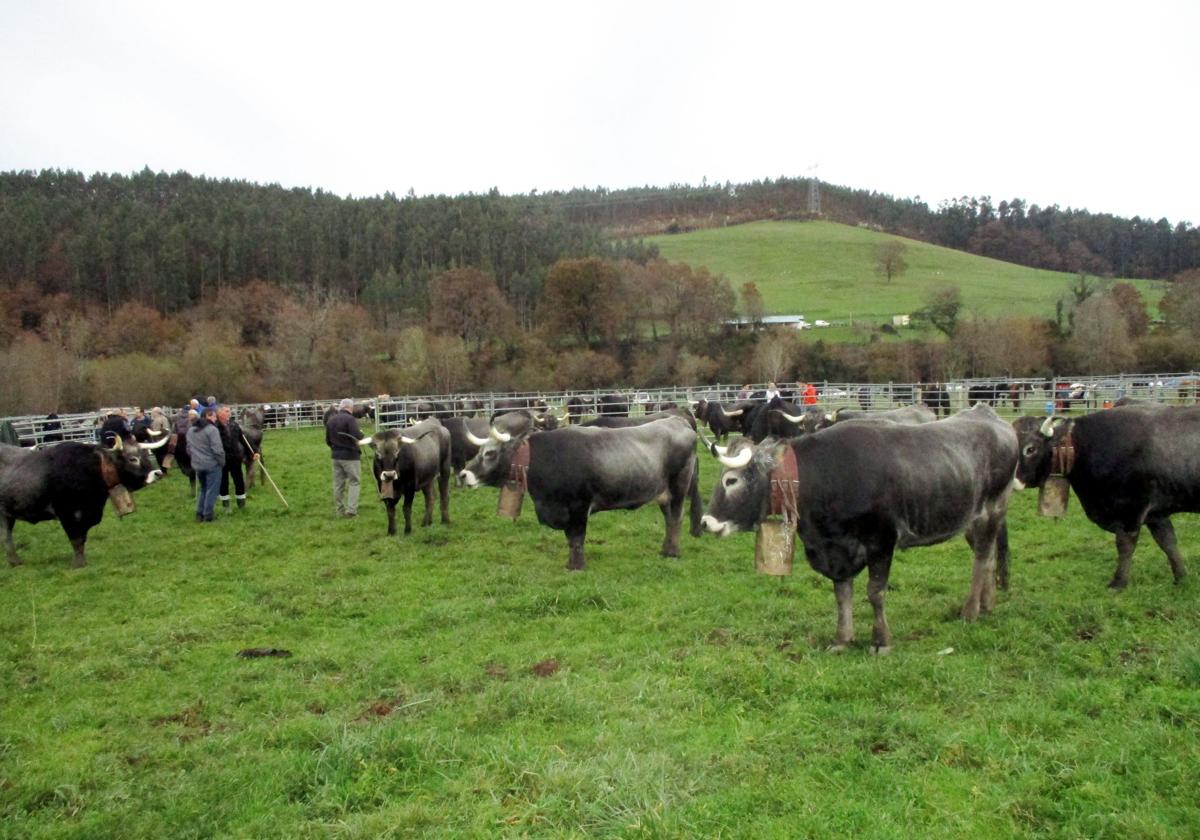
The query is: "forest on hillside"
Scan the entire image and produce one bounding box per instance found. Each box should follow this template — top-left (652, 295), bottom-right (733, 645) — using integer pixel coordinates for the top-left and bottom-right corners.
top-left (2, 168), bottom-right (1200, 415)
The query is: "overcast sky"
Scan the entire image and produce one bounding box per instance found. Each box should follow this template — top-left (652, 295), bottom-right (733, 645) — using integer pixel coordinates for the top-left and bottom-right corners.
top-left (2, 1), bottom-right (1196, 224)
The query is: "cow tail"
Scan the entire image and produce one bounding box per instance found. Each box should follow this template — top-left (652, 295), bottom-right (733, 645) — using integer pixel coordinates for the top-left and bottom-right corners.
top-left (688, 454), bottom-right (703, 537)
top-left (996, 518), bottom-right (1010, 591)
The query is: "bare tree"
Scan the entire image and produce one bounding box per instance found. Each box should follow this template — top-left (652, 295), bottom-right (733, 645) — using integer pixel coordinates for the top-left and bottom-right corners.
top-left (874, 240), bottom-right (909, 284)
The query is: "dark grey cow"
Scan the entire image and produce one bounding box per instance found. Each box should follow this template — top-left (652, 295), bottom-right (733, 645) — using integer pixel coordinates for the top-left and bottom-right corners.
top-left (442, 416), bottom-right (492, 482)
top-left (693, 399), bottom-right (751, 441)
top-left (700, 404), bottom-right (1018, 652)
top-left (1, 435), bottom-right (168, 568)
top-left (460, 416), bottom-right (703, 570)
top-left (363, 419), bottom-right (452, 536)
top-left (833, 405), bottom-right (937, 425)
top-left (1014, 405), bottom-right (1198, 589)
top-left (581, 408), bottom-right (697, 430)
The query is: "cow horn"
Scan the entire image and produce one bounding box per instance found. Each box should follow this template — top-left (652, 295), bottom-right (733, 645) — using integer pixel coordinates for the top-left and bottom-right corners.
top-left (466, 429), bottom-right (490, 447)
top-left (718, 447), bottom-right (754, 469)
top-left (1039, 417), bottom-right (1056, 438)
top-left (490, 427), bottom-right (512, 443)
top-left (725, 409), bottom-right (744, 417)
top-left (400, 435), bottom-right (416, 444)
top-left (112, 436), bottom-right (124, 452)
top-left (141, 434), bottom-right (169, 451)
top-left (357, 436), bottom-right (374, 447)
top-left (780, 411), bottom-right (804, 424)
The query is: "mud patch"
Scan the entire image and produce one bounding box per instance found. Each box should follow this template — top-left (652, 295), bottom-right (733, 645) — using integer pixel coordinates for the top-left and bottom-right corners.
top-left (531, 659), bottom-right (560, 678)
top-left (484, 662), bottom-right (509, 680)
top-left (237, 647), bottom-right (293, 658)
top-left (151, 701), bottom-right (211, 742)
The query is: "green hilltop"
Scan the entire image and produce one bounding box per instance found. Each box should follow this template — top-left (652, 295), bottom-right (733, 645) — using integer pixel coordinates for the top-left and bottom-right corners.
top-left (648, 220), bottom-right (1166, 326)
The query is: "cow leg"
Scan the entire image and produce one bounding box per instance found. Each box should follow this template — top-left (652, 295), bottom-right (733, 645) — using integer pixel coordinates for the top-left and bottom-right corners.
top-left (1111, 528), bottom-right (1141, 590)
top-left (962, 529), bottom-right (998, 620)
top-left (385, 501), bottom-right (397, 536)
top-left (658, 501), bottom-right (681, 558)
top-left (867, 557), bottom-right (893, 655)
top-left (69, 536), bottom-right (87, 568)
top-left (438, 472), bottom-right (450, 524)
top-left (402, 490), bottom-right (415, 535)
top-left (1146, 517), bottom-right (1187, 584)
top-left (829, 579), bottom-right (855, 651)
top-left (2, 515), bottom-right (20, 566)
top-left (566, 517), bottom-right (588, 571)
top-left (420, 484), bottom-right (434, 527)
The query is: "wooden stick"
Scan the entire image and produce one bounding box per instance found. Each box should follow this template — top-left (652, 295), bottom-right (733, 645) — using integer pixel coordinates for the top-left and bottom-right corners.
top-left (242, 432), bottom-right (289, 509)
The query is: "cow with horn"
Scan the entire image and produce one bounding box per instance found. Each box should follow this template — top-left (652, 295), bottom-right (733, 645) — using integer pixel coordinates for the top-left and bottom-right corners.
top-left (1013, 404), bottom-right (1198, 590)
top-left (460, 415), bottom-right (703, 570)
top-left (699, 404), bottom-right (1018, 653)
top-left (1, 433), bottom-right (168, 569)
top-left (357, 418), bottom-right (452, 536)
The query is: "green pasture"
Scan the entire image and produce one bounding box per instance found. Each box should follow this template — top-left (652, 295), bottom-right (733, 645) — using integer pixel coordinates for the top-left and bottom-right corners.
top-left (649, 221), bottom-right (1166, 327)
top-left (2, 426), bottom-right (1199, 838)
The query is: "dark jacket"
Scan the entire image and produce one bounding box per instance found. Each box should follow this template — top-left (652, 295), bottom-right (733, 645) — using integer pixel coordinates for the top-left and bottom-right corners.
top-left (187, 417), bottom-right (225, 471)
top-left (325, 410), bottom-right (364, 460)
top-left (218, 419), bottom-right (244, 462)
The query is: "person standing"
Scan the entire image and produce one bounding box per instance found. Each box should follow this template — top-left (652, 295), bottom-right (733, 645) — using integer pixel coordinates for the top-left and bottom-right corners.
top-left (325, 397), bottom-right (365, 518)
top-left (764, 382), bottom-right (781, 401)
top-left (187, 405), bottom-right (225, 522)
top-left (215, 405), bottom-right (251, 512)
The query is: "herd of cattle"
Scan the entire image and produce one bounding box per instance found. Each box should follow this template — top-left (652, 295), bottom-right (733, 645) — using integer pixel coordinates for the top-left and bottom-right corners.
top-left (2, 389), bottom-right (1197, 652)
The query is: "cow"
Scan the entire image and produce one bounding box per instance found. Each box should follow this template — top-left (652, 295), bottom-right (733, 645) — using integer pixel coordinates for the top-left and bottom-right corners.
top-left (459, 416), bottom-right (703, 570)
top-left (743, 398), bottom-right (812, 442)
top-left (968, 382), bottom-right (1008, 407)
top-left (493, 396), bottom-right (548, 415)
top-left (699, 404), bottom-right (1018, 653)
top-left (361, 418), bottom-right (452, 536)
top-left (1, 435), bottom-right (168, 568)
top-left (239, 407), bottom-right (265, 486)
top-left (832, 405), bottom-right (936, 426)
top-left (1013, 405), bottom-right (1197, 590)
top-left (596, 394), bottom-right (629, 418)
top-left (581, 408), bottom-right (697, 430)
top-left (920, 383), bottom-right (952, 419)
top-left (443, 416), bottom-right (492, 481)
top-left (565, 396), bottom-right (591, 424)
top-left (693, 399), bottom-right (750, 442)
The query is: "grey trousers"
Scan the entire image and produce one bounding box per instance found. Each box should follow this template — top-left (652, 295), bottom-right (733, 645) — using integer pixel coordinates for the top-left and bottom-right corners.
top-left (332, 458), bottom-right (361, 515)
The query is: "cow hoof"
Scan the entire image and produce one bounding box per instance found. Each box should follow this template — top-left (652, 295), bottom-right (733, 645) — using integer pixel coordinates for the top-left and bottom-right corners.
top-left (1107, 578), bottom-right (1128, 591)
top-left (869, 645), bottom-right (893, 657)
top-left (827, 643), bottom-right (851, 654)
top-left (7, 557), bottom-right (22, 567)
top-left (960, 603), bottom-right (980, 621)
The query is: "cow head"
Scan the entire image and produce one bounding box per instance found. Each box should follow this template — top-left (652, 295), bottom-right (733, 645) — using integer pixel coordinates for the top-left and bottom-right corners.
top-left (1012, 415), bottom-right (1070, 490)
top-left (367, 430), bottom-right (403, 482)
top-left (698, 435), bottom-right (780, 536)
top-left (460, 426), bottom-right (529, 488)
top-left (104, 433), bottom-right (168, 489)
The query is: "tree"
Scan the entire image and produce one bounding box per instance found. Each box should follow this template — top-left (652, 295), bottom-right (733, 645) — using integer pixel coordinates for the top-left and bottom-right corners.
top-left (539, 257), bottom-right (626, 346)
top-left (1062, 296), bottom-right (1137, 374)
top-left (1107, 282), bottom-right (1150, 337)
top-left (1160, 269), bottom-right (1200, 337)
top-left (874, 240), bottom-right (908, 284)
top-left (740, 282), bottom-right (765, 329)
top-left (913, 286), bottom-right (962, 337)
top-left (428, 267), bottom-right (516, 352)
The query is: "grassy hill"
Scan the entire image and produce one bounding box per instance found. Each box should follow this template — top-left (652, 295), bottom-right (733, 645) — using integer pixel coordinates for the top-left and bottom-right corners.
top-left (648, 220), bottom-right (1166, 329)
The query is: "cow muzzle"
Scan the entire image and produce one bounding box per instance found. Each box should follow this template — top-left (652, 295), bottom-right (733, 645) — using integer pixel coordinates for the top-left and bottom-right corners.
top-left (145, 469), bottom-right (164, 485)
top-left (701, 514), bottom-right (736, 537)
top-left (459, 469), bottom-right (479, 488)
top-left (380, 470), bottom-right (399, 481)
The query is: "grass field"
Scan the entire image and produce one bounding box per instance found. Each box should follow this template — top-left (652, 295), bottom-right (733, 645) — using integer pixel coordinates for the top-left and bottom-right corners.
top-left (2, 426), bottom-right (1199, 838)
top-left (648, 221), bottom-right (1166, 332)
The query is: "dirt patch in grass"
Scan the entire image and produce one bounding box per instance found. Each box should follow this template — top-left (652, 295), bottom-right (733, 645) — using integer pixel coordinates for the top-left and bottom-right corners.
top-left (484, 662), bottom-right (509, 680)
top-left (151, 701), bottom-right (211, 742)
top-left (531, 659), bottom-right (560, 678)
